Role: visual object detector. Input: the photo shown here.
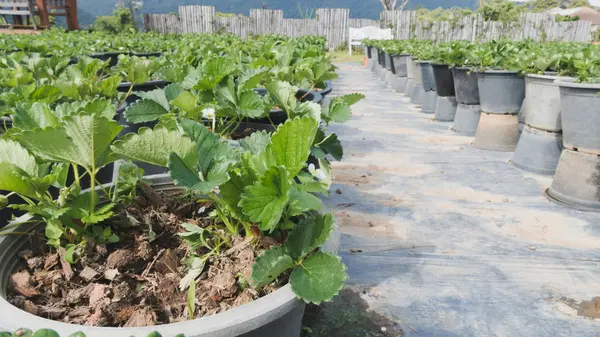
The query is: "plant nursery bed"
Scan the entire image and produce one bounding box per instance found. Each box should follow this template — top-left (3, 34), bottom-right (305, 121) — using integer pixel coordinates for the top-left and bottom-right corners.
top-left (7, 187), bottom-right (283, 327)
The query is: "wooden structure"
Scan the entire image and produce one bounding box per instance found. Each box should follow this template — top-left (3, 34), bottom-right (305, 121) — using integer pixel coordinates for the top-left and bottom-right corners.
top-left (35, 0), bottom-right (78, 30)
top-left (0, 0), bottom-right (78, 30)
top-left (145, 6), bottom-right (594, 48)
top-left (0, 0), bottom-right (37, 29)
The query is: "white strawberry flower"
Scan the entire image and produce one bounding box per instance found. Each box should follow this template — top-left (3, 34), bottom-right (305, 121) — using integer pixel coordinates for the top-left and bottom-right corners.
top-left (308, 163), bottom-right (327, 181)
top-left (202, 107), bottom-right (215, 119)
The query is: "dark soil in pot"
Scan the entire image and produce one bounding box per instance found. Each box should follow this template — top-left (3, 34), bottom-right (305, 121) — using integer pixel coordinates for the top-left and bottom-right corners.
top-left (452, 67), bottom-right (480, 105)
top-left (6, 185), bottom-right (285, 327)
top-left (432, 64), bottom-right (455, 97)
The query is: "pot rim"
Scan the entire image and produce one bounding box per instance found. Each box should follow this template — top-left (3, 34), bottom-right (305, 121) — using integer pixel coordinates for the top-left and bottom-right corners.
top-left (416, 60), bottom-right (432, 64)
top-left (0, 174), bottom-right (341, 337)
top-left (555, 79), bottom-right (600, 90)
top-left (431, 63), bottom-right (449, 67)
top-left (477, 69), bottom-right (520, 74)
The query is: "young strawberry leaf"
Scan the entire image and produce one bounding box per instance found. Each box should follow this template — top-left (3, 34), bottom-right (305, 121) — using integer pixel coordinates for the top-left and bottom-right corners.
top-left (16, 114), bottom-right (122, 172)
top-left (111, 127), bottom-right (197, 168)
top-left (124, 99), bottom-right (169, 123)
top-left (290, 252), bottom-right (347, 304)
top-left (250, 246), bottom-right (294, 288)
top-left (285, 214), bottom-right (334, 260)
top-left (288, 188), bottom-right (323, 216)
top-left (240, 165), bottom-right (291, 231)
top-left (268, 116), bottom-right (318, 177)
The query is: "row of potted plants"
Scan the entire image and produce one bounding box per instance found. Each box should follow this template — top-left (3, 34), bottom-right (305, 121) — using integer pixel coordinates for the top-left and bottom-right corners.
top-left (0, 32), bottom-right (364, 336)
top-left (365, 38), bottom-right (600, 211)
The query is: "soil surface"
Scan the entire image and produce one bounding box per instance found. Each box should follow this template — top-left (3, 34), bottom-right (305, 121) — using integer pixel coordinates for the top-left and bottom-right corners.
top-left (7, 187), bottom-right (283, 327)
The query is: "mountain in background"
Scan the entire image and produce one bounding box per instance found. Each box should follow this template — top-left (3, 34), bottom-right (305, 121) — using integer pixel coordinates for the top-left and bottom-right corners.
top-left (77, 0), bottom-right (479, 26)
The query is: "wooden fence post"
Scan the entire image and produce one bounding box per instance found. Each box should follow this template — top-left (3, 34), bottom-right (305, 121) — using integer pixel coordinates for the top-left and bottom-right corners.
top-left (35, 0), bottom-right (49, 28)
top-left (179, 5), bottom-right (215, 34)
top-left (250, 9), bottom-right (284, 35)
top-left (316, 8), bottom-right (350, 50)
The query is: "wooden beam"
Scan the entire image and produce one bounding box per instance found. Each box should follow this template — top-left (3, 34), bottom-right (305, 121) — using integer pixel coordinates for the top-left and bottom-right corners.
top-left (36, 0), bottom-right (50, 27)
top-left (64, 0), bottom-right (77, 30)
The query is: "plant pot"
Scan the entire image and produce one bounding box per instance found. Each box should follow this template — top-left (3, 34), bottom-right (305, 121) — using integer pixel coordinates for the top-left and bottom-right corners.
top-left (556, 80), bottom-right (600, 155)
top-left (117, 80), bottom-right (171, 105)
top-left (421, 91), bottom-right (437, 114)
top-left (521, 74), bottom-right (565, 132)
top-left (0, 174), bottom-right (342, 336)
top-left (0, 116), bottom-right (12, 134)
top-left (477, 70), bottom-right (525, 114)
top-left (473, 113), bottom-right (519, 152)
top-left (391, 76), bottom-right (408, 93)
top-left (411, 61), bottom-right (425, 105)
top-left (432, 64), bottom-right (455, 97)
top-left (391, 54), bottom-right (409, 78)
top-left (89, 52), bottom-right (163, 67)
top-left (511, 125), bottom-right (563, 175)
top-left (546, 149), bottom-right (600, 211)
top-left (452, 67), bottom-right (480, 105)
top-left (418, 61), bottom-right (436, 92)
top-left (452, 104), bottom-right (481, 136)
top-left (434, 96), bottom-right (458, 122)
top-left (0, 194), bottom-right (25, 229)
top-left (316, 81), bottom-right (333, 97)
top-left (384, 52), bottom-right (393, 72)
top-left (364, 46), bottom-right (370, 58)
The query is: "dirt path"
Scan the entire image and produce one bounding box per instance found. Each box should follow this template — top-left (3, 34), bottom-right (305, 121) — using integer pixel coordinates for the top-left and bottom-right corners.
top-left (326, 62), bottom-right (600, 336)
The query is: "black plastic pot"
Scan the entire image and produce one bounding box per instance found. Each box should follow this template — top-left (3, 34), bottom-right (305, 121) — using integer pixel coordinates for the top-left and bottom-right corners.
top-left (367, 46), bottom-right (373, 59)
top-left (315, 81), bottom-right (333, 97)
top-left (117, 80), bottom-right (171, 104)
top-left (0, 116), bottom-right (12, 134)
top-left (250, 90), bottom-right (323, 125)
top-left (89, 52), bottom-right (163, 67)
top-left (452, 67), bottom-right (480, 105)
top-left (432, 64), bottom-right (456, 97)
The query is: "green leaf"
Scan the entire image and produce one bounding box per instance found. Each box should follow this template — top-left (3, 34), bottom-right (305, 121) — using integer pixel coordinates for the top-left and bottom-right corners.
top-left (67, 332), bottom-right (86, 337)
top-left (12, 103), bottom-right (59, 129)
top-left (171, 91), bottom-right (198, 115)
top-left (290, 252), bottom-right (347, 304)
top-left (179, 118), bottom-right (235, 185)
top-left (288, 188), bottom-right (323, 216)
top-left (238, 67), bottom-right (267, 91)
top-left (286, 214), bottom-right (334, 260)
top-left (135, 89), bottom-right (170, 111)
top-left (268, 116), bottom-right (318, 177)
top-left (111, 127), bottom-right (197, 168)
top-left (240, 165), bottom-right (291, 231)
top-left (187, 278), bottom-right (196, 318)
top-left (17, 114), bottom-right (123, 172)
top-left (239, 130), bottom-right (271, 154)
top-left (85, 98), bottom-right (117, 121)
top-left (250, 246), bottom-right (294, 288)
top-left (124, 99), bottom-right (169, 123)
top-left (146, 333), bottom-right (163, 337)
top-left (0, 140), bottom-right (45, 198)
top-left (266, 80), bottom-right (296, 112)
top-left (0, 139), bottom-right (39, 177)
top-left (340, 93), bottom-right (365, 106)
top-left (194, 57), bottom-right (237, 91)
top-left (168, 153), bottom-right (201, 189)
top-left (30, 85), bottom-right (62, 103)
top-left (312, 132), bottom-right (343, 161)
top-left (164, 83), bottom-right (184, 102)
top-left (238, 90), bottom-right (266, 118)
top-left (220, 172), bottom-right (250, 221)
top-left (0, 332), bottom-right (11, 337)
